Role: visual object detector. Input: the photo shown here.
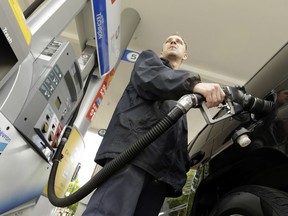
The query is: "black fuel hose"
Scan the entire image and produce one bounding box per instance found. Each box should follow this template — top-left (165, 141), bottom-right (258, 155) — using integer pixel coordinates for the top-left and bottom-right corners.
top-left (23, 0), bottom-right (45, 19)
top-left (48, 100), bottom-right (192, 207)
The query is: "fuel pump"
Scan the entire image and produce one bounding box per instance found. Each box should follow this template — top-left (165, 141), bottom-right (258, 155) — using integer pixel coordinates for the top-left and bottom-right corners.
top-left (0, 0), bottom-right (141, 214)
top-left (0, 0), bottom-right (94, 213)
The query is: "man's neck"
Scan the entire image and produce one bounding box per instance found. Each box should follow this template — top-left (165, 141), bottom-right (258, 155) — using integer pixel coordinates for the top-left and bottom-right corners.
top-left (169, 61), bottom-right (181, 69)
top-left (166, 57), bottom-right (182, 69)
top-left (161, 56), bottom-right (182, 70)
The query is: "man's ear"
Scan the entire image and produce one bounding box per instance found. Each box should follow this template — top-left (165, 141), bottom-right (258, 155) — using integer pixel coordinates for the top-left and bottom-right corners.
top-left (182, 52), bottom-right (188, 61)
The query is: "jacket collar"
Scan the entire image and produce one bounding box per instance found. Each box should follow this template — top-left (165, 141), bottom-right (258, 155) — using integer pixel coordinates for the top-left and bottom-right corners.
top-left (160, 58), bottom-right (172, 69)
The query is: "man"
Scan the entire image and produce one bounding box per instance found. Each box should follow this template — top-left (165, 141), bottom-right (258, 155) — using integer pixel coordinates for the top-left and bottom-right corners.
top-left (83, 34), bottom-right (225, 216)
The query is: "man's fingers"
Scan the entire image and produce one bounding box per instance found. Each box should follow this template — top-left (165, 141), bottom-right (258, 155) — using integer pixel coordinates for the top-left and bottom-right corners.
top-left (206, 86), bottom-right (225, 108)
top-left (193, 83), bottom-right (226, 108)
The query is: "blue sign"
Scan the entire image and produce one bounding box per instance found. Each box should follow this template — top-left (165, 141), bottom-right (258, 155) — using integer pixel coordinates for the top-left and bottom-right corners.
top-left (121, 49), bottom-right (139, 63)
top-left (92, 0), bottom-right (121, 76)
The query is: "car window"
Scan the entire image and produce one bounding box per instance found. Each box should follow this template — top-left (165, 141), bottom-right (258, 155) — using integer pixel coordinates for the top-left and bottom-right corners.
top-left (264, 79), bottom-right (288, 146)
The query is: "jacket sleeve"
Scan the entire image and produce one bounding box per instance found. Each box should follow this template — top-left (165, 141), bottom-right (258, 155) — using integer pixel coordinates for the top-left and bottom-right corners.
top-left (131, 50), bottom-right (201, 101)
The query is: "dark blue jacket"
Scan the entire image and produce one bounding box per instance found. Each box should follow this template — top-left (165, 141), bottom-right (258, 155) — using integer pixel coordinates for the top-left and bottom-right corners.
top-left (95, 50), bottom-right (201, 196)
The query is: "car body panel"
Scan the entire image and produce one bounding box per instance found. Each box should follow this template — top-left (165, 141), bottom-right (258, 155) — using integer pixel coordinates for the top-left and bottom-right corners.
top-left (188, 42), bottom-right (288, 216)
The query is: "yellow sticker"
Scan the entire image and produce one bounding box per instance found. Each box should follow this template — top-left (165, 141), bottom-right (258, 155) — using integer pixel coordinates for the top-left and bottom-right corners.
top-left (8, 0), bottom-right (31, 45)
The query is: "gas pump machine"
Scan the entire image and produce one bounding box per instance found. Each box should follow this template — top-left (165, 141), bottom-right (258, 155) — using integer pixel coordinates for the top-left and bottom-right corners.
top-left (0, 0), bottom-right (141, 214)
top-left (0, 0), bottom-right (91, 214)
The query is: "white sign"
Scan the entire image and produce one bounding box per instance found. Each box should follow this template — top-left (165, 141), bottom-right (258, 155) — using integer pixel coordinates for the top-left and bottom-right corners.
top-left (92, 0), bottom-right (121, 76)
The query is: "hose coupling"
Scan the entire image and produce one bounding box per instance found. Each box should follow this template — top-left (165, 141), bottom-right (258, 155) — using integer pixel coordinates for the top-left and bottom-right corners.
top-left (176, 94), bottom-right (202, 113)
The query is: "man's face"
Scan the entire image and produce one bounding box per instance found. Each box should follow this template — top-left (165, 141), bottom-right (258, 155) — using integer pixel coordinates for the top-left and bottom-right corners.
top-left (160, 35), bottom-right (188, 61)
top-left (278, 89), bottom-right (288, 105)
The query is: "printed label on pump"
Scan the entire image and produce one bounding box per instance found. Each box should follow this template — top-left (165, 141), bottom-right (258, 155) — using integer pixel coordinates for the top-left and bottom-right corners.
top-left (86, 68), bottom-right (115, 121)
top-left (92, 0), bottom-right (121, 77)
top-left (0, 128), bottom-right (11, 155)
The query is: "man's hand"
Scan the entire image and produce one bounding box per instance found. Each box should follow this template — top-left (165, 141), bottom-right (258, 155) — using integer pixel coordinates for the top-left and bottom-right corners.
top-left (193, 83), bottom-right (225, 108)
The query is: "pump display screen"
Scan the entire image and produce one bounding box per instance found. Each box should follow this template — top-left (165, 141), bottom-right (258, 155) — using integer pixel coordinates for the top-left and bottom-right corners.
top-left (0, 27), bottom-right (18, 82)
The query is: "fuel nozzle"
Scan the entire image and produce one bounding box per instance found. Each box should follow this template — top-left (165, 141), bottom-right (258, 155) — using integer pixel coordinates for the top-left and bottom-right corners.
top-left (197, 86), bottom-right (275, 125)
top-left (223, 86), bottom-right (275, 115)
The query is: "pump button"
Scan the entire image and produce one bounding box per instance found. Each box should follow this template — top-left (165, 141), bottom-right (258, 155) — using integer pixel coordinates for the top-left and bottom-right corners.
top-left (46, 114), bottom-right (51, 121)
top-left (42, 122), bottom-right (49, 133)
top-left (49, 131), bottom-right (55, 141)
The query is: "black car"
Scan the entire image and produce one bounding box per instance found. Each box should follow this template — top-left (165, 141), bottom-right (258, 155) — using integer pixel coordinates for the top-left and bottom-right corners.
top-left (188, 42), bottom-right (288, 216)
